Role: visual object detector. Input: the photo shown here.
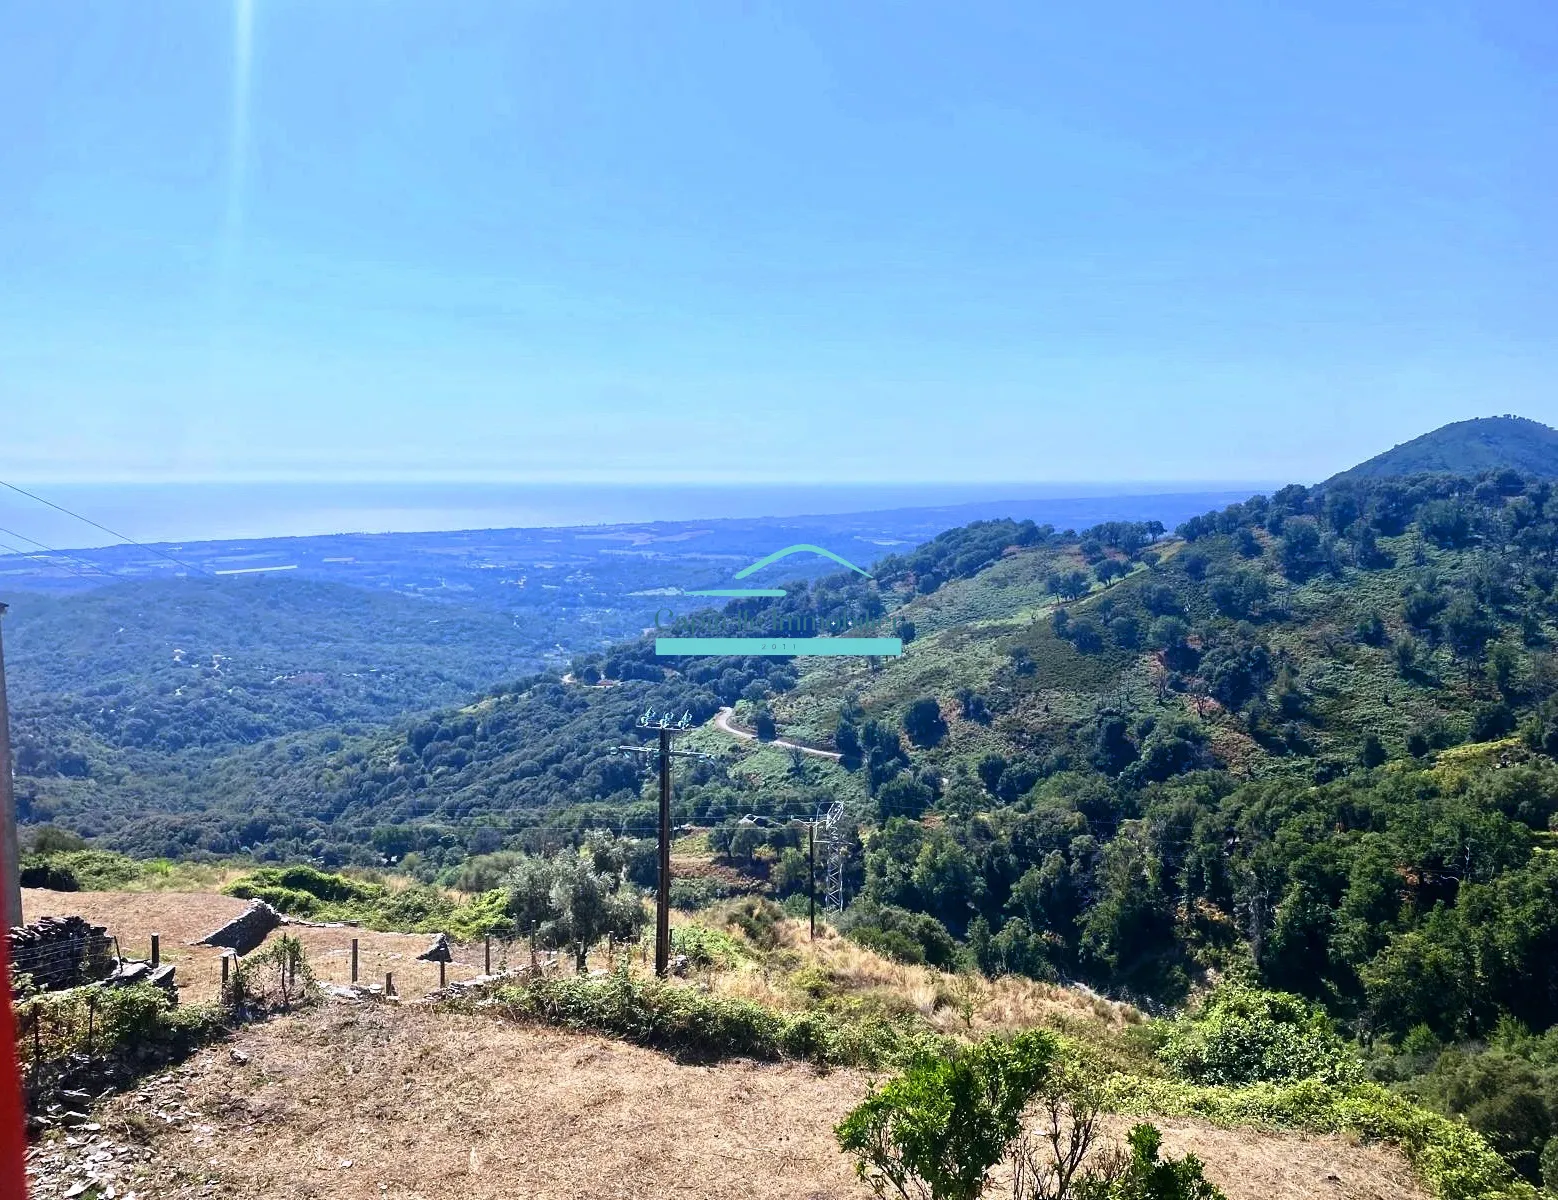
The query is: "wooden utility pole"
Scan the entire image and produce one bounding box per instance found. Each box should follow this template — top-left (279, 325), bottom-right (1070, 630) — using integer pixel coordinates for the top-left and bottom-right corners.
top-left (0, 603), bottom-right (21, 931)
top-left (656, 725), bottom-right (672, 977)
top-left (808, 822), bottom-right (816, 941)
top-left (614, 708), bottom-right (705, 978)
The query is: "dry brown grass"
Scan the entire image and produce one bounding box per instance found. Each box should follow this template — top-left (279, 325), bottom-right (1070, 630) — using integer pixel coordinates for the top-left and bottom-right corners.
top-left (18, 892), bottom-right (1428, 1199)
top-left (97, 1004), bottom-right (879, 1200)
top-left (20, 888), bottom-right (519, 1004)
top-left (700, 917), bottom-right (1138, 1042)
top-left (22, 887), bottom-right (252, 1004)
top-left (1105, 1117), bottom-right (1428, 1200)
top-left (41, 1003), bottom-right (1429, 1200)
top-left (285, 925), bottom-right (498, 997)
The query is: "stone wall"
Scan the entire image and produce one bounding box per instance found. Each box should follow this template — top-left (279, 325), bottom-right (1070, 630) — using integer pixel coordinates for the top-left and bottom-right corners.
top-left (8, 916), bottom-right (115, 992)
top-left (194, 900), bottom-right (282, 955)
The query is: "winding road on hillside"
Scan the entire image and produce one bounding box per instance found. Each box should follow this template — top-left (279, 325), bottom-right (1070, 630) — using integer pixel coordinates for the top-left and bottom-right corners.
top-left (712, 706), bottom-right (842, 761)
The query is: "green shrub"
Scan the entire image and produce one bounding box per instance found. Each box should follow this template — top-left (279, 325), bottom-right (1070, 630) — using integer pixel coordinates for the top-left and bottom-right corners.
top-left (852, 926), bottom-right (929, 965)
top-left (1157, 982), bottom-right (1360, 1087)
top-left (1088, 1123), bottom-right (1224, 1200)
top-left (443, 889), bottom-right (516, 941)
top-left (790, 964), bottom-right (837, 1002)
top-left (24, 826), bottom-right (88, 854)
top-left (267, 865), bottom-right (379, 903)
top-left (671, 924), bottom-right (747, 969)
top-left (220, 868), bottom-right (511, 940)
top-left (835, 1031), bottom-right (1058, 1200)
top-left (25, 850), bottom-right (141, 890)
top-left (225, 882), bottom-right (321, 915)
top-left (450, 852), bottom-right (525, 894)
top-left (19, 858), bottom-right (79, 891)
top-left (223, 866), bottom-right (381, 913)
top-left (669, 876), bottom-right (734, 911)
top-left (724, 896), bottom-right (786, 950)
top-left (231, 934), bottom-right (318, 1014)
top-left (372, 884), bottom-right (456, 930)
top-left (1408, 1050), bottom-right (1554, 1183)
top-left (16, 984), bottom-right (230, 1096)
top-left (844, 902), bottom-right (959, 969)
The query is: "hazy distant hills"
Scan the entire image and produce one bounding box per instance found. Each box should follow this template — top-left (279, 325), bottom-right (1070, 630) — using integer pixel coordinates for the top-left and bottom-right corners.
top-left (1325, 415), bottom-right (1558, 485)
top-left (0, 489), bottom-right (1264, 601)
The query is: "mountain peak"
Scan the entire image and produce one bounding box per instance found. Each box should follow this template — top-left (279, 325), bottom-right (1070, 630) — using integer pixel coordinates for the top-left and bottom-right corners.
top-left (1326, 415), bottom-right (1558, 485)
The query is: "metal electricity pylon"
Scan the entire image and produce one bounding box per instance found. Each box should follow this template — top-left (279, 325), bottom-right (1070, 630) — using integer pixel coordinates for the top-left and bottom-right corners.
top-left (816, 798), bottom-right (848, 918)
top-left (615, 707), bottom-right (707, 977)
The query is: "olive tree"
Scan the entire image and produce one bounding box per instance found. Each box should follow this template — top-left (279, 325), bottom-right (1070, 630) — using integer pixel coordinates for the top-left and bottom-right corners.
top-left (504, 851), bottom-right (645, 972)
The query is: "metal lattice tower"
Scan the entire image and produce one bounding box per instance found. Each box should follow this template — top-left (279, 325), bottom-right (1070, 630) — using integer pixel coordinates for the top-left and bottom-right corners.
top-left (819, 800), bottom-right (847, 916)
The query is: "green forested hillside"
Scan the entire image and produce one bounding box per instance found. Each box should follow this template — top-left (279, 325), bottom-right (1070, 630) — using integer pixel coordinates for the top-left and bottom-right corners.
top-left (1327, 416), bottom-right (1558, 485)
top-left (5, 576), bottom-right (544, 843)
top-left (6, 576), bottom-right (542, 757)
top-left (26, 471), bottom-right (1558, 1045)
top-left (28, 467), bottom-right (1558, 1186)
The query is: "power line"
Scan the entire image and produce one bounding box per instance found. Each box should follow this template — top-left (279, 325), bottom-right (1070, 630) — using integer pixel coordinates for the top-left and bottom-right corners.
top-left (0, 536), bottom-right (102, 583)
top-left (0, 525), bottom-right (115, 578)
top-left (0, 479), bottom-right (209, 576)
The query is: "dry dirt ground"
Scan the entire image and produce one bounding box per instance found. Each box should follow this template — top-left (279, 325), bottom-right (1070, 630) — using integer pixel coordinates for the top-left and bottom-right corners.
top-left (24, 1003), bottom-right (1429, 1200)
top-left (20, 888), bottom-right (502, 1004)
top-left (22, 888), bottom-right (253, 1004)
top-left (18, 890), bottom-right (1431, 1199)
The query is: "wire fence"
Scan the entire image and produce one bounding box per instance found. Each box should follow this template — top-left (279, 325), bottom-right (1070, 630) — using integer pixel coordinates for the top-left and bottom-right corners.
top-left (11, 936), bottom-right (318, 1119)
top-left (12, 985), bottom-right (183, 1117)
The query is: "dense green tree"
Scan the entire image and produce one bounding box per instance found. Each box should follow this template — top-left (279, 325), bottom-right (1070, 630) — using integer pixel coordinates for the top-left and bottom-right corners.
top-left (904, 697), bottom-right (949, 748)
top-left (1277, 518), bottom-right (1323, 580)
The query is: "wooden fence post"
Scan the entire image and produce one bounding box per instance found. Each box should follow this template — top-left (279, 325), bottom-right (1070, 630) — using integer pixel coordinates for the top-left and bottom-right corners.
top-left (351, 937), bottom-right (359, 984)
top-left (222, 952), bottom-right (231, 997)
top-left (385, 972), bottom-right (395, 998)
top-left (439, 960), bottom-right (446, 989)
top-left (150, 933), bottom-right (160, 967)
top-left (484, 936), bottom-right (491, 976)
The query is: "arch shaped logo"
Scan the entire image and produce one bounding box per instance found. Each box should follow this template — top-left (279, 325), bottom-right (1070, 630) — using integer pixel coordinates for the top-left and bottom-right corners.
top-left (653, 544), bottom-right (902, 657)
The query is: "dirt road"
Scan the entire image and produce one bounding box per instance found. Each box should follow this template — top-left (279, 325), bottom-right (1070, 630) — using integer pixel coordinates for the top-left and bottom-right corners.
top-left (713, 706), bottom-right (842, 761)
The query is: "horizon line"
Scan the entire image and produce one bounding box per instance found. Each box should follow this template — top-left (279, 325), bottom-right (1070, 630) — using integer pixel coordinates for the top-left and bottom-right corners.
top-left (0, 476), bottom-right (1293, 491)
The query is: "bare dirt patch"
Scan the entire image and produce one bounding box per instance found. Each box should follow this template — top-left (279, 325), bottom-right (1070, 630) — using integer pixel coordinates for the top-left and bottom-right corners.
top-left (60, 1004), bottom-right (878, 1200)
top-left (18, 889), bottom-right (506, 1004)
top-left (281, 925), bottom-right (497, 997)
top-left (22, 887), bottom-right (252, 1004)
top-left (25, 1003), bottom-right (1430, 1200)
top-left (1117, 1117), bottom-right (1428, 1200)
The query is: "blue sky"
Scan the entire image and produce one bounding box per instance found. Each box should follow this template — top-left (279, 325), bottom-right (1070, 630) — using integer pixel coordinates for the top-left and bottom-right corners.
top-left (2, 0), bottom-right (1553, 484)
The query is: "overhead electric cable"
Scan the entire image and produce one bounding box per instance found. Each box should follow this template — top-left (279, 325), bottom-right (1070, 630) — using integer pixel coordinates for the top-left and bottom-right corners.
top-left (0, 537), bottom-right (101, 582)
top-left (0, 479), bottom-right (209, 575)
top-left (0, 525), bottom-right (115, 578)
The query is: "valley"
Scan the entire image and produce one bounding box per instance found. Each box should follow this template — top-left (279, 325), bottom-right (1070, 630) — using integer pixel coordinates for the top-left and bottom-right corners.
top-left (16, 419), bottom-right (1558, 1197)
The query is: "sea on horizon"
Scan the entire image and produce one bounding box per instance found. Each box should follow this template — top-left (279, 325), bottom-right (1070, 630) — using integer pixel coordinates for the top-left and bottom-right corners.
top-left (0, 479), bottom-right (1284, 549)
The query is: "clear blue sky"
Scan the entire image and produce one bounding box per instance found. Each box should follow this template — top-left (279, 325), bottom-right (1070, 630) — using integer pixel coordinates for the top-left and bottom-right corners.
top-left (2, 1), bottom-right (1553, 485)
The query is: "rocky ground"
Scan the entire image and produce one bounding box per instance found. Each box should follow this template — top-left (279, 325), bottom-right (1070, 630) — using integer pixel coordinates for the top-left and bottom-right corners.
top-left (24, 1054), bottom-right (247, 1199)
